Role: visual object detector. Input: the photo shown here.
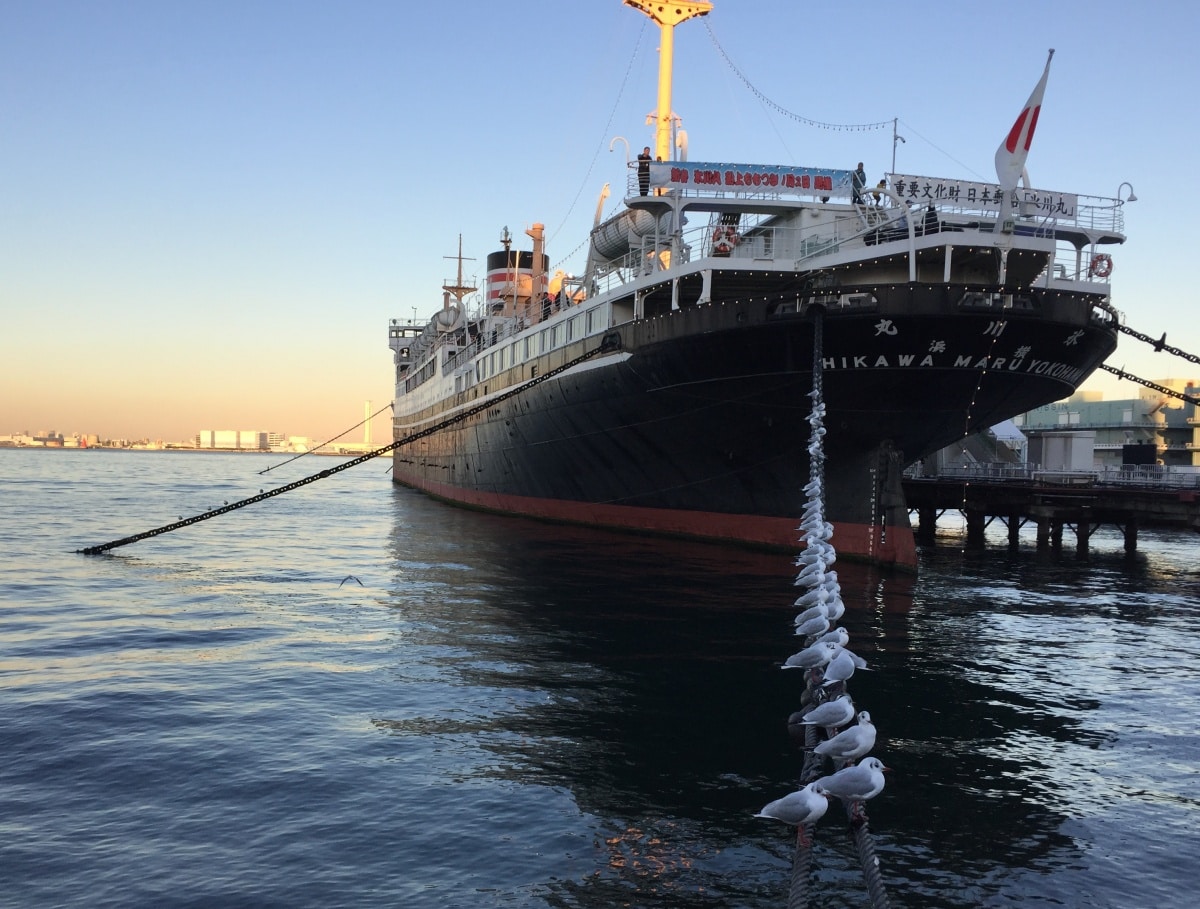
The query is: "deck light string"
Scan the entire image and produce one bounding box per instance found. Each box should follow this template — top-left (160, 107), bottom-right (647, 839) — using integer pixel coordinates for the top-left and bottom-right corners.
top-left (703, 21), bottom-right (891, 133)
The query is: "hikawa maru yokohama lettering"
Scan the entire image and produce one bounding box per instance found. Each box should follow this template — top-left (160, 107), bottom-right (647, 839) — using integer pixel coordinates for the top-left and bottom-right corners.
top-left (820, 353), bottom-right (1085, 384)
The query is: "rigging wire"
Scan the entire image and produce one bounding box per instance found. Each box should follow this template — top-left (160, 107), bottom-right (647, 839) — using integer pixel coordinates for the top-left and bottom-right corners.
top-left (260, 401), bottom-right (394, 475)
top-left (888, 118), bottom-right (987, 179)
top-left (702, 20), bottom-right (891, 133)
top-left (547, 20), bottom-right (648, 250)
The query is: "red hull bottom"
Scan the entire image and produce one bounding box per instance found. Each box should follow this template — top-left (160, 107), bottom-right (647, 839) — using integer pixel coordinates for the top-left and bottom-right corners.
top-left (398, 476), bottom-right (919, 571)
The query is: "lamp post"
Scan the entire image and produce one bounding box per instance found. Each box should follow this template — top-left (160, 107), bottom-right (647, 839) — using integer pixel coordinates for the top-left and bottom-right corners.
top-left (1117, 181), bottom-right (1137, 203)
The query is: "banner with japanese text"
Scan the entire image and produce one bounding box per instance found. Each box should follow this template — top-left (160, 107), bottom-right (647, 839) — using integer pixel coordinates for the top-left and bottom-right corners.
top-left (889, 174), bottom-right (1077, 218)
top-left (648, 162), bottom-right (854, 197)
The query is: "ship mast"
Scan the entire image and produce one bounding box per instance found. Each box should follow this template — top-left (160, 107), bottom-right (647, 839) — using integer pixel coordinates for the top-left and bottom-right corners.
top-left (623, 0), bottom-right (712, 163)
top-left (442, 233), bottom-right (476, 311)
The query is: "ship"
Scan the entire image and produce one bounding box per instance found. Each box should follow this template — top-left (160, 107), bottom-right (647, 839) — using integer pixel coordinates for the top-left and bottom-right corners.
top-left (386, 1), bottom-right (1123, 570)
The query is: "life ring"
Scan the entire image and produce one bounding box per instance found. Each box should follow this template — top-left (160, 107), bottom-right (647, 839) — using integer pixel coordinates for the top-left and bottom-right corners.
top-left (711, 226), bottom-right (739, 256)
top-left (1088, 253), bottom-right (1113, 278)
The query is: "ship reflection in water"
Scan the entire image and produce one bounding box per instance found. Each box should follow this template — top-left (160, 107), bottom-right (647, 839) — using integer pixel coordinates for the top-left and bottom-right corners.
top-left (378, 490), bottom-right (1200, 908)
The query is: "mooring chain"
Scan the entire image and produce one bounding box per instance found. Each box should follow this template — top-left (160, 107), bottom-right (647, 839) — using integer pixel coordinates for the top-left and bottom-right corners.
top-left (1099, 363), bottom-right (1200, 406)
top-left (1116, 323), bottom-right (1200, 367)
top-left (77, 333), bottom-right (622, 555)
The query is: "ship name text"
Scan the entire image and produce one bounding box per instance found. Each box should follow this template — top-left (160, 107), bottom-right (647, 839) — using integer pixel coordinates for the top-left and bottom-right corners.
top-left (821, 354), bottom-right (1085, 384)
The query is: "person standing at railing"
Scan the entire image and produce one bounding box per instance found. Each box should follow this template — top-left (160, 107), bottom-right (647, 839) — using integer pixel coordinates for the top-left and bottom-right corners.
top-left (638, 146), bottom-right (652, 196)
top-left (852, 162), bottom-right (867, 204)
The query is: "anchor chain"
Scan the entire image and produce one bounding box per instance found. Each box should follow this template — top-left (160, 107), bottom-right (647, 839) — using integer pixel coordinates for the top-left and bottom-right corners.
top-left (78, 333), bottom-right (622, 555)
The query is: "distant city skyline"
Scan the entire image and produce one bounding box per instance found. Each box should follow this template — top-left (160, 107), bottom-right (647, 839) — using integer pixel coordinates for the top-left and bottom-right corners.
top-left (4, 1), bottom-right (1196, 440)
top-left (4, 401), bottom-right (386, 448)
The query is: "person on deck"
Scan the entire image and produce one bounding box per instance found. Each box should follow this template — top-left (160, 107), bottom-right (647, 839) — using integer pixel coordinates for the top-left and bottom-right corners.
top-left (852, 162), bottom-right (867, 204)
top-left (873, 178), bottom-right (887, 207)
top-left (637, 146), bottom-right (652, 196)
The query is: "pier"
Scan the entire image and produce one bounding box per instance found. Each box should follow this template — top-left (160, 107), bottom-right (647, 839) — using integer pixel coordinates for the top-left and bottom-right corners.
top-left (904, 467), bottom-right (1200, 555)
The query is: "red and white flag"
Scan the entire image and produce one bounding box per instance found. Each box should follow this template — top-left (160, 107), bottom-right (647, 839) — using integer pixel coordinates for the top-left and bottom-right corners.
top-left (995, 49), bottom-right (1055, 193)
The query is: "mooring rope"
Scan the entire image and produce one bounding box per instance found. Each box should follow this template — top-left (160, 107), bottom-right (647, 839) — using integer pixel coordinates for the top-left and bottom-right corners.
top-left (852, 814), bottom-right (892, 908)
top-left (77, 334), bottom-right (622, 555)
top-left (771, 304), bottom-right (890, 908)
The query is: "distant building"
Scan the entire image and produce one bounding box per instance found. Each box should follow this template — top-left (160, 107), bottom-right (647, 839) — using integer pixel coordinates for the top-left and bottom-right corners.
top-left (195, 430), bottom-right (269, 451)
top-left (1014, 380), bottom-right (1199, 468)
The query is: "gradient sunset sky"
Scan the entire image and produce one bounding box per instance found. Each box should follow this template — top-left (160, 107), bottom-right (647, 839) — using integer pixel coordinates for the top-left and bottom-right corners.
top-left (3, 0), bottom-right (1195, 442)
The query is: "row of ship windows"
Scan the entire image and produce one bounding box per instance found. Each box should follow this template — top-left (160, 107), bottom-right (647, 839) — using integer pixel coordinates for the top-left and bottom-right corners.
top-left (469, 306), bottom-right (609, 386)
top-left (403, 305), bottom-right (611, 397)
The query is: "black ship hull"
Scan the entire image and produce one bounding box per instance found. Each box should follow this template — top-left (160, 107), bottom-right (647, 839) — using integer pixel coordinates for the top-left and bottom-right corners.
top-left (391, 282), bottom-right (1117, 568)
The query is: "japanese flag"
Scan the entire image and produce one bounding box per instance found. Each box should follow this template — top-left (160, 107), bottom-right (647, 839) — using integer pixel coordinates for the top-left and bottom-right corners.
top-left (995, 50), bottom-right (1054, 194)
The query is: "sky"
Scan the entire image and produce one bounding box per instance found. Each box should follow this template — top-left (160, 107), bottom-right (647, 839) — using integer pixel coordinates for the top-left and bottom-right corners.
top-left (3, 0), bottom-right (1197, 442)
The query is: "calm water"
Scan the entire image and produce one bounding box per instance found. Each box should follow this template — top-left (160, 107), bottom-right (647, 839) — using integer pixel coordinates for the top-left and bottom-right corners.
top-left (2, 449), bottom-right (1198, 908)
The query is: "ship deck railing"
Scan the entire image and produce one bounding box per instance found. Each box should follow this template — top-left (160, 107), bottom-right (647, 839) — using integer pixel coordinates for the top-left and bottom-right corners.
top-left (624, 166), bottom-right (1127, 233)
top-left (589, 195), bottom-right (1121, 297)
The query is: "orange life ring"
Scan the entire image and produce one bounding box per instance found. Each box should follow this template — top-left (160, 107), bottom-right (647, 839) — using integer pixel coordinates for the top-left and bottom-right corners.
top-left (711, 226), bottom-right (739, 256)
top-left (1088, 253), bottom-right (1113, 278)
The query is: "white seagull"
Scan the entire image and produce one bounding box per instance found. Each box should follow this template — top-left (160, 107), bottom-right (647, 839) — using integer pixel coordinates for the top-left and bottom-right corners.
top-left (821, 646), bottom-right (858, 687)
top-left (813, 712), bottom-right (876, 763)
top-left (823, 595), bottom-right (846, 623)
top-left (814, 757), bottom-right (889, 805)
top-left (793, 602), bottom-right (829, 627)
top-left (816, 626), bottom-right (850, 647)
top-left (782, 641), bottom-right (840, 670)
top-left (755, 783), bottom-right (830, 845)
top-left (798, 695), bottom-right (855, 728)
top-left (793, 613), bottom-right (830, 638)
top-left (794, 585), bottom-right (830, 608)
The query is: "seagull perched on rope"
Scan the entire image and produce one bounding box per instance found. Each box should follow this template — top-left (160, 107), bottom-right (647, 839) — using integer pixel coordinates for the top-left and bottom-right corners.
top-left (755, 782), bottom-right (830, 846)
top-left (797, 694), bottom-right (855, 729)
top-left (813, 711), bottom-right (876, 763)
top-left (813, 757), bottom-right (890, 820)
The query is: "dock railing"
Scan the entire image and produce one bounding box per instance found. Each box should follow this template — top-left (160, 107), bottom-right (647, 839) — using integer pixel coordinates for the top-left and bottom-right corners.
top-left (909, 461), bottom-right (1200, 490)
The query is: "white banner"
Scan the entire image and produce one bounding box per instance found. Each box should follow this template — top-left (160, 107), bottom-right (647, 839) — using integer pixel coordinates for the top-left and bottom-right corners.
top-left (890, 174), bottom-right (1077, 218)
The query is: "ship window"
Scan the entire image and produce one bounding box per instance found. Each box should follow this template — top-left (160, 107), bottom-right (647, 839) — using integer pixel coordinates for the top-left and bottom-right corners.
top-left (524, 337), bottom-right (534, 359)
top-left (540, 329), bottom-right (550, 353)
top-left (552, 324), bottom-right (563, 348)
